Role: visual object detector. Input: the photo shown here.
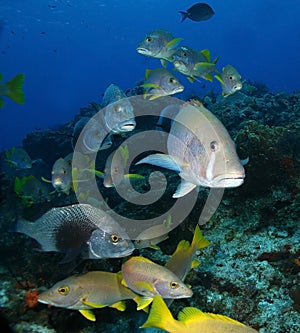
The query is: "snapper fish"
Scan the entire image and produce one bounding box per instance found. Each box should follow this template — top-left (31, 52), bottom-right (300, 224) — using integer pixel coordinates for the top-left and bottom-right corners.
top-left (141, 294), bottom-right (259, 333)
top-left (50, 154), bottom-right (72, 194)
top-left (121, 256), bottom-right (193, 307)
top-left (179, 3), bottom-right (215, 22)
top-left (0, 73), bottom-right (24, 108)
top-left (14, 203), bottom-right (134, 263)
top-left (215, 65), bottom-right (243, 97)
top-left (137, 29), bottom-right (182, 67)
top-left (38, 271), bottom-right (145, 321)
top-left (141, 68), bottom-right (184, 100)
top-left (5, 147), bottom-right (32, 169)
top-left (172, 46), bottom-right (218, 82)
top-left (102, 84), bottom-right (136, 133)
top-left (137, 100), bottom-right (245, 198)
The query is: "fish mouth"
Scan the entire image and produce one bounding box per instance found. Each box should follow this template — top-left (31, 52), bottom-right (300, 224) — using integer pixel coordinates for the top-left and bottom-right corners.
top-left (136, 47), bottom-right (151, 56)
top-left (118, 119), bottom-right (136, 132)
top-left (212, 175), bottom-right (245, 188)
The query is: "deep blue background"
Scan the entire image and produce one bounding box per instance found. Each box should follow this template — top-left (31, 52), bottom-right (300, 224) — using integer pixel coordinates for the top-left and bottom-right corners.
top-left (0, 0), bottom-right (299, 150)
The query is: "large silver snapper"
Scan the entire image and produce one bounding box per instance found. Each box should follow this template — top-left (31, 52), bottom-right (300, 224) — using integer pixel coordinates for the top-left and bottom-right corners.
top-left (137, 100), bottom-right (245, 198)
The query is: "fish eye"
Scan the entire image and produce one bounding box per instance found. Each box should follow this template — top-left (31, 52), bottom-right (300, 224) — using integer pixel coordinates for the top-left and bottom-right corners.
top-left (146, 37), bottom-right (152, 42)
top-left (229, 76), bottom-right (233, 80)
top-left (169, 77), bottom-right (175, 83)
top-left (182, 52), bottom-right (187, 57)
top-left (210, 141), bottom-right (219, 152)
top-left (110, 234), bottom-right (120, 243)
top-left (170, 281), bottom-right (179, 289)
top-left (114, 105), bottom-right (122, 113)
top-left (58, 286), bottom-right (69, 295)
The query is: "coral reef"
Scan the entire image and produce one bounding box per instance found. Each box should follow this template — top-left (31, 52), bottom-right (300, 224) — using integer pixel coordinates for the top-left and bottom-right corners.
top-left (0, 86), bottom-right (299, 332)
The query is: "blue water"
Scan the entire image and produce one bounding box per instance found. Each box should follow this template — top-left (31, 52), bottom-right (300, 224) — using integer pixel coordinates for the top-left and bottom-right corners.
top-left (0, 0), bottom-right (299, 150)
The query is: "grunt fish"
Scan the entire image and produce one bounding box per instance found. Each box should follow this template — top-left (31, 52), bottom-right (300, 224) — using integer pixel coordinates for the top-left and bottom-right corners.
top-left (141, 294), bottom-right (259, 333)
top-left (215, 65), bottom-right (243, 97)
top-left (38, 271), bottom-right (142, 321)
top-left (102, 84), bottom-right (136, 133)
top-left (5, 147), bottom-right (32, 169)
top-left (50, 155), bottom-right (72, 194)
top-left (142, 68), bottom-right (184, 100)
top-left (14, 203), bottom-right (134, 263)
top-left (137, 29), bottom-right (182, 67)
top-left (121, 256), bottom-right (193, 303)
top-left (137, 100), bottom-right (245, 198)
top-left (172, 46), bottom-right (218, 82)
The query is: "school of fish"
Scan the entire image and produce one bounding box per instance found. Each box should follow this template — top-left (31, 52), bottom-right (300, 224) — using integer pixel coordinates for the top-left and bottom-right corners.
top-left (6, 7), bottom-right (258, 331)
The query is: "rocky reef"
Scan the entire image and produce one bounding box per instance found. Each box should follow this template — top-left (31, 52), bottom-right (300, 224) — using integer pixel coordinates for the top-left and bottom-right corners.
top-left (0, 83), bottom-right (299, 333)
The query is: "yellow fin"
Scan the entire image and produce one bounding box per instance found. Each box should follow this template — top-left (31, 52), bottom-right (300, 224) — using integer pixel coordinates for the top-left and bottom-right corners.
top-left (214, 73), bottom-right (225, 85)
top-left (109, 300), bottom-right (126, 312)
top-left (160, 59), bottom-right (167, 68)
top-left (191, 259), bottom-right (200, 269)
top-left (130, 256), bottom-right (154, 264)
top-left (165, 37), bottom-right (182, 50)
top-left (149, 244), bottom-right (161, 251)
top-left (187, 76), bottom-right (195, 83)
top-left (200, 49), bottom-right (211, 62)
top-left (119, 145), bottom-right (129, 167)
top-left (178, 307), bottom-right (247, 327)
top-left (191, 225), bottom-right (210, 251)
top-left (81, 299), bottom-right (106, 308)
top-left (204, 73), bottom-right (213, 82)
top-left (121, 278), bottom-right (128, 288)
top-left (41, 176), bottom-right (52, 183)
top-left (6, 73), bottom-right (25, 104)
top-left (134, 296), bottom-right (153, 311)
top-left (141, 295), bottom-right (179, 330)
top-left (141, 83), bottom-right (160, 89)
top-left (135, 281), bottom-right (155, 293)
top-left (124, 173), bottom-right (145, 180)
top-left (148, 94), bottom-right (162, 100)
top-left (79, 309), bottom-right (96, 321)
top-left (144, 69), bottom-right (152, 80)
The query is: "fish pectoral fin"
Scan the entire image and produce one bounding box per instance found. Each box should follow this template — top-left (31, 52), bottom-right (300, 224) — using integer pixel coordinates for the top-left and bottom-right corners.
top-left (135, 281), bottom-right (155, 294)
top-left (136, 154), bottom-right (182, 173)
top-left (79, 309), bottom-right (96, 321)
top-left (109, 301), bottom-right (126, 312)
top-left (41, 177), bottom-right (52, 183)
top-left (141, 83), bottom-right (160, 89)
top-left (149, 244), bottom-right (161, 251)
top-left (59, 248), bottom-right (82, 264)
top-left (187, 76), bottom-right (195, 83)
top-left (121, 278), bottom-right (128, 288)
top-left (173, 180), bottom-right (197, 198)
top-left (124, 174), bottom-right (145, 180)
top-left (148, 94), bottom-right (163, 101)
top-left (214, 73), bottom-right (225, 85)
top-left (81, 299), bottom-right (107, 309)
top-left (133, 296), bottom-right (153, 311)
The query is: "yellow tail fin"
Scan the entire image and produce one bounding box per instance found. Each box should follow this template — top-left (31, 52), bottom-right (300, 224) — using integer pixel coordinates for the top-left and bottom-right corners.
top-left (141, 295), bottom-right (182, 332)
top-left (6, 74), bottom-right (25, 104)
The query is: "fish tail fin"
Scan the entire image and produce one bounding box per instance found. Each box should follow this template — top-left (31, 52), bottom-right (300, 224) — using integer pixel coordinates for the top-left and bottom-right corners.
top-left (12, 218), bottom-right (35, 239)
top-left (179, 11), bottom-right (188, 22)
top-left (192, 225), bottom-right (210, 252)
top-left (141, 295), bottom-right (182, 332)
top-left (5, 74), bottom-right (25, 104)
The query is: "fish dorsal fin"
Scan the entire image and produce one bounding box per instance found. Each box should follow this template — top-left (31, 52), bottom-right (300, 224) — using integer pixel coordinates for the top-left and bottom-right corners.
top-left (175, 240), bottom-right (191, 252)
top-left (165, 37), bottom-right (182, 50)
top-left (81, 299), bottom-right (107, 309)
top-left (79, 309), bottom-right (96, 321)
top-left (160, 59), bottom-right (167, 68)
top-left (130, 256), bottom-right (153, 264)
top-left (173, 180), bottom-right (196, 198)
top-left (109, 300), bottom-right (126, 311)
top-left (178, 307), bottom-right (247, 326)
top-left (200, 49), bottom-right (211, 62)
top-left (145, 69), bottom-right (152, 80)
top-left (134, 295), bottom-right (153, 311)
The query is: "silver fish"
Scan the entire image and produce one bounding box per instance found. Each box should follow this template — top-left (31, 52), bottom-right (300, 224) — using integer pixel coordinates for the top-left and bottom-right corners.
top-left (137, 100), bottom-right (245, 198)
top-left (172, 46), bottom-right (217, 82)
top-left (38, 271), bottom-right (139, 321)
top-left (215, 65), bottom-right (243, 97)
top-left (137, 29), bottom-right (182, 67)
top-left (142, 68), bottom-right (184, 100)
top-left (51, 156), bottom-right (72, 194)
top-left (14, 203), bottom-right (134, 263)
top-left (102, 84), bottom-right (136, 133)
